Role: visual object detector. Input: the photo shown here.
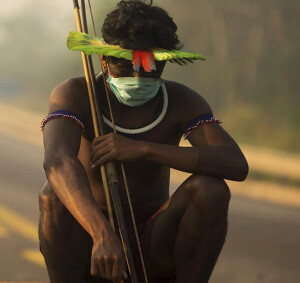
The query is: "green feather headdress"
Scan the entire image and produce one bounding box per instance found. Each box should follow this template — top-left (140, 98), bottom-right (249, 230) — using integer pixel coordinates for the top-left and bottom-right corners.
top-left (67, 31), bottom-right (205, 72)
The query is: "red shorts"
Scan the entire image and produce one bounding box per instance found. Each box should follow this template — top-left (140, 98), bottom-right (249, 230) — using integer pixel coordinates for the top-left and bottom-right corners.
top-left (100, 199), bottom-right (176, 283)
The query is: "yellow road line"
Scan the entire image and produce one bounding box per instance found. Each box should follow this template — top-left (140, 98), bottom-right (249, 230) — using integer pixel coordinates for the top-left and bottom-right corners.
top-left (21, 249), bottom-right (46, 268)
top-left (0, 204), bottom-right (46, 269)
top-left (0, 204), bottom-right (38, 243)
top-left (0, 223), bottom-right (9, 238)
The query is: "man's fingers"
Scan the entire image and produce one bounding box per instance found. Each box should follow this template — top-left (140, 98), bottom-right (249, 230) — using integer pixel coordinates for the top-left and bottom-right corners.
top-left (91, 144), bottom-right (111, 165)
top-left (90, 140), bottom-right (111, 159)
top-left (90, 259), bottom-right (99, 276)
top-left (93, 152), bottom-right (115, 167)
top-left (91, 135), bottom-right (107, 147)
top-left (105, 257), bottom-right (114, 280)
top-left (91, 133), bottom-right (116, 147)
top-left (95, 258), bottom-right (106, 279)
top-left (111, 259), bottom-right (125, 283)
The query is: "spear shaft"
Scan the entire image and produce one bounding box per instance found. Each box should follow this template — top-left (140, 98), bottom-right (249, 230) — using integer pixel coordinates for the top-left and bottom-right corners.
top-left (72, 1), bottom-right (138, 282)
top-left (72, 0), bottom-right (115, 229)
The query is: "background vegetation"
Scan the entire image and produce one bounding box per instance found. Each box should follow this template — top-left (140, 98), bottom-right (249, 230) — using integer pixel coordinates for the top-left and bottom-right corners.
top-left (0, 0), bottom-right (299, 152)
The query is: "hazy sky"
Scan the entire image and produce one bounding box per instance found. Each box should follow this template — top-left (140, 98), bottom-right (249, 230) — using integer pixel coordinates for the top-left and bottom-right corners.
top-left (0, 0), bottom-right (70, 18)
top-left (0, 0), bottom-right (71, 44)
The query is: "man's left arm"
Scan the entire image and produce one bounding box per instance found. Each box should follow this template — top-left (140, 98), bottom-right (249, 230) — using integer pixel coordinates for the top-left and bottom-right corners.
top-left (141, 123), bottom-right (248, 181)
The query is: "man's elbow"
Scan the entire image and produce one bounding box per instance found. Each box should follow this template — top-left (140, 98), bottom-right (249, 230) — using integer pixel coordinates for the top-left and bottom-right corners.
top-left (234, 156), bottom-right (249, 181)
top-left (43, 154), bottom-right (80, 173)
top-left (43, 155), bottom-right (76, 177)
top-left (43, 157), bottom-right (62, 176)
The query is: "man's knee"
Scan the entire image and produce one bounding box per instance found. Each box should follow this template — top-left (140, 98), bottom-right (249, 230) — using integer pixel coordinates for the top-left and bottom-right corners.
top-left (182, 174), bottom-right (231, 212)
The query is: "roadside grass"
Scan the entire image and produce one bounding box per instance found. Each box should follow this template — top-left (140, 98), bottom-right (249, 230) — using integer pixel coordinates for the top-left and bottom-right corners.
top-left (248, 170), bottom-right (300, 189)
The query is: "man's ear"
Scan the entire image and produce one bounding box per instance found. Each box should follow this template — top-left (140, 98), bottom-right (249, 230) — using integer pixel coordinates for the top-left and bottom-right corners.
top-left (100, 55), bottom-right (108, 73)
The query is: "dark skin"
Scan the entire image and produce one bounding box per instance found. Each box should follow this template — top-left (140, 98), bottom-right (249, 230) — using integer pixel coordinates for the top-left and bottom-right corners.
top-left (43, 56), bottom-right (248, 282)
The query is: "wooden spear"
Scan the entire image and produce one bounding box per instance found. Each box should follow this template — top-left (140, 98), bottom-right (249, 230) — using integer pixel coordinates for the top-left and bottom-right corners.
top-left (72, 0), bottom-right (138, 282)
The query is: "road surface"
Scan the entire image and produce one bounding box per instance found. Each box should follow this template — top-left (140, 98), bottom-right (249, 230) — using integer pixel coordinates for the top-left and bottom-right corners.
top-left (0, 131), bottom-right (299, 282)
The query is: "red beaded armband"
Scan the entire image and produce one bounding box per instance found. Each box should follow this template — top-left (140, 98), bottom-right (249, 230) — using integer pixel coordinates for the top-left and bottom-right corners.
top-left (183, 114), bottom-right (221, 139)
top-left (41, 110), bottom-right (85, 132)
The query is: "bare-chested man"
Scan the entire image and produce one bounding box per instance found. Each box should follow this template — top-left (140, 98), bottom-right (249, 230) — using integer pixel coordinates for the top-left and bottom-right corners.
top-left (39, 1), bottom-right (248, 282)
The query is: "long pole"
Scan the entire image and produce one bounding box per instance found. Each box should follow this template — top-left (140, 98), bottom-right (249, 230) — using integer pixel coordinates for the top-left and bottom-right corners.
top-left (72, 0), bottom-right (115, 230)
top-left (72, 1), bottom-right (138, 282)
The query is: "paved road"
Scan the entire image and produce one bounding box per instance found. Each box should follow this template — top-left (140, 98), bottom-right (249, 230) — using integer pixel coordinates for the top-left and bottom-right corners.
top-left (0, 131), bottom-right (299, 282)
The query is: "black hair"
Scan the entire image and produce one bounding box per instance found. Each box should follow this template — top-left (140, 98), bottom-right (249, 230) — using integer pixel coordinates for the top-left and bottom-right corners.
top-left (102, 0), bottom-right (182, 51)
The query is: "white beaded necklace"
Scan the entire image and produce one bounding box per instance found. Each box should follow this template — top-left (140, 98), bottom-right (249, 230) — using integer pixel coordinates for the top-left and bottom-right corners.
top-left (103, 83), bottom-right (168, 134)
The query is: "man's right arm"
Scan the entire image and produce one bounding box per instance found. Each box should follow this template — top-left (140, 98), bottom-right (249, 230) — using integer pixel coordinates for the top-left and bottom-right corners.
top-left (43, 79), bottom-right (126, 282)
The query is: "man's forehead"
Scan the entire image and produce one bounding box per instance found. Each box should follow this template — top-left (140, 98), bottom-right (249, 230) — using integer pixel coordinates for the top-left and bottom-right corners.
top-left (108, 57), bottom-right (132, 68)
top-left (107, 57), bottom-right (165, 76)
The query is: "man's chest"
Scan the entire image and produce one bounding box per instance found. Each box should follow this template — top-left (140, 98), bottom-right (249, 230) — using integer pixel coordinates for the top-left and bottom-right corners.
top-left (82, 105), bottom-right (183, 146)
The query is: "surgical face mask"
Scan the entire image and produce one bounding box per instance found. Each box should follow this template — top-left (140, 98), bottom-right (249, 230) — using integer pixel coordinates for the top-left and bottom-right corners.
top-left (106, 75), bottom-right (164, 107)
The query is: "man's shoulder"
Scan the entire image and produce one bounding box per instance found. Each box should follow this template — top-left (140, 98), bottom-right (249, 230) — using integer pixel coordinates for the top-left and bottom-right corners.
top-left (50, 76), bottom-right (87, 101)
top-left (48, 76), bottom-right (89, 119)
top-left (164, 80), bottom-right (212, 123)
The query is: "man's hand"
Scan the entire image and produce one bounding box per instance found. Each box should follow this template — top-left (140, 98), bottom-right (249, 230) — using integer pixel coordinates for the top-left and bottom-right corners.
top-left (90, 226), bottom-right (128, 282)
top-left (90, 133), bottom-right (147, 167)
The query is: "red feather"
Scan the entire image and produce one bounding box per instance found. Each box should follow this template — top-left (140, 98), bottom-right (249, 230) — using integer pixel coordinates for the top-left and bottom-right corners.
top-left (132, 50), bottom-right (156, 72)
top-left (132, 51), bottom-right (142, 72)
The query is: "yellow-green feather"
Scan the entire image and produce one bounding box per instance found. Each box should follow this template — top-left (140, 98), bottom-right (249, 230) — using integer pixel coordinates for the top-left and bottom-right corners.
top-left (67, 31), bottom-right (133, 60)
top-left (152, 48), bottom-right (205, 61)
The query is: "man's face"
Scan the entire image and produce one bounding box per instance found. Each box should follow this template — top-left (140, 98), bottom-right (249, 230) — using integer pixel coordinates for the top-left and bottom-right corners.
top-left (104, 56), bottom-right (166, 78)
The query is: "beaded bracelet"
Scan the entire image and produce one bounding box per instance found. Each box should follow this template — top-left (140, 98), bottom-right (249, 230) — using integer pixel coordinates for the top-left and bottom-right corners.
top-left (183, 114), bottom-right (221, 139)
top-left (41, 110), bottom-right (85, 132)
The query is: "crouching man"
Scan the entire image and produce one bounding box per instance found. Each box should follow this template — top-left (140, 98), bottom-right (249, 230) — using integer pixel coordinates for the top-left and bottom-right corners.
top-left (39, 1), bottom-right (248, 282)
